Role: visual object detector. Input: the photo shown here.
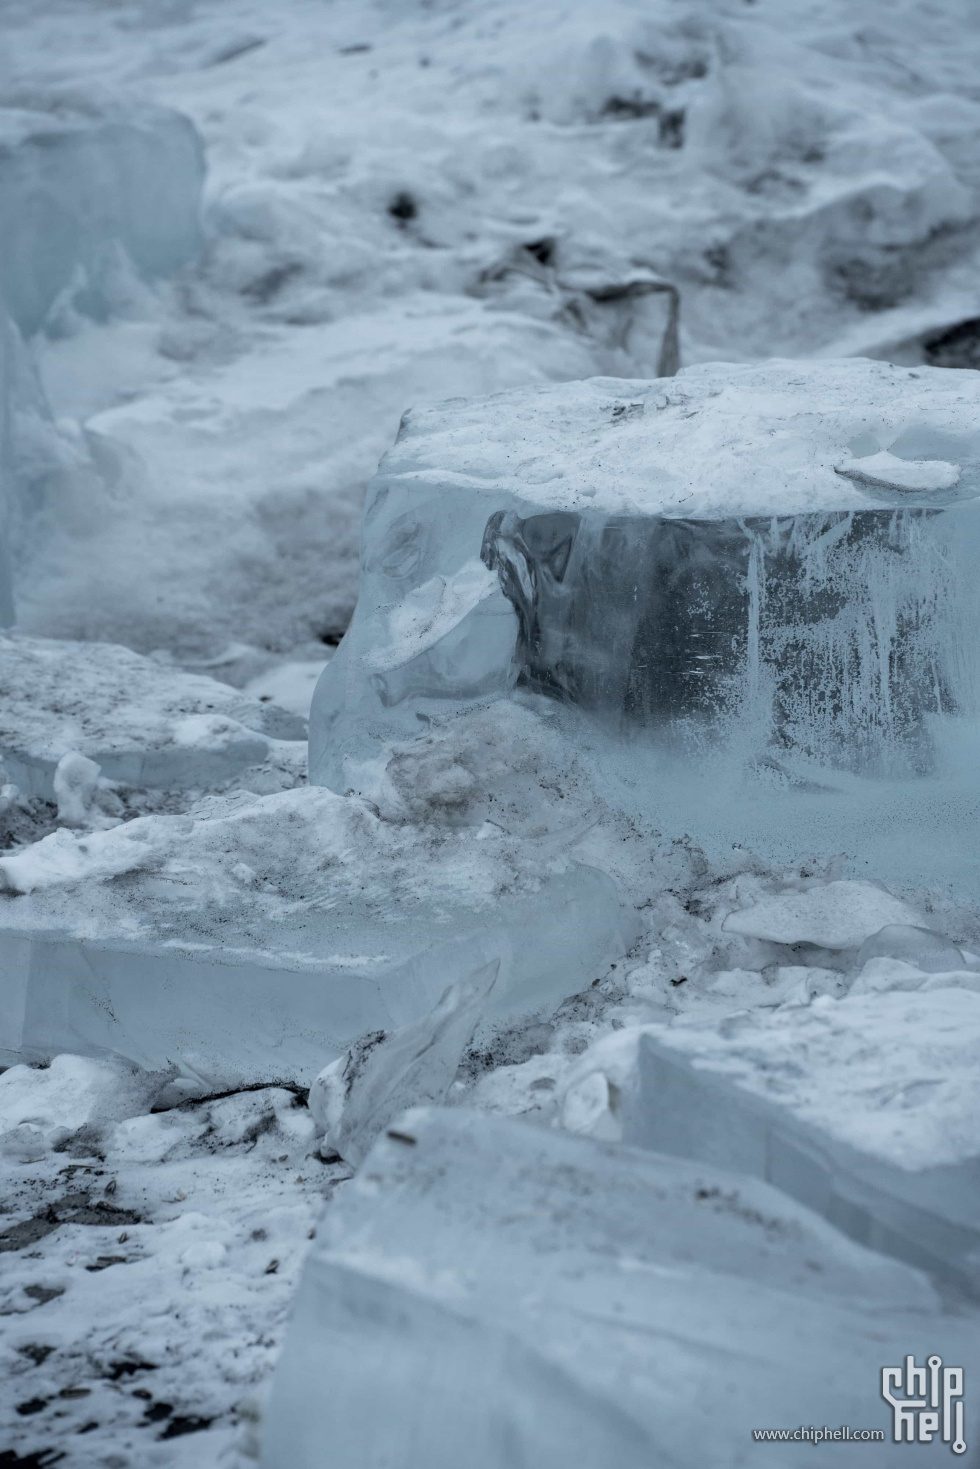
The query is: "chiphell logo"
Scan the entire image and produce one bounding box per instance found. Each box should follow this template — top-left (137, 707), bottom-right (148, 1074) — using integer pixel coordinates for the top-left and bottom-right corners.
top-left (881, 1356), bottom-right (966, 1454)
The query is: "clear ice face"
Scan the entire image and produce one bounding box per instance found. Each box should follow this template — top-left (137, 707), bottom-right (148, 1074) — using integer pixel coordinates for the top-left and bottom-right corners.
top-left (480, 503), bottom-right (960, 778)
top-left (0, 100), bottom-right (204, 336)
top-left (311, 454), bottom-right (980, 892)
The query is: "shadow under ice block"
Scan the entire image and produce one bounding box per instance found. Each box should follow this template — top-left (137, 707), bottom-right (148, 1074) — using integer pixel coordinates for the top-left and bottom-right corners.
top-left (262, 1109), bottom-right (979, 1469)
top-left (310, 360), bottom-right (980, 892)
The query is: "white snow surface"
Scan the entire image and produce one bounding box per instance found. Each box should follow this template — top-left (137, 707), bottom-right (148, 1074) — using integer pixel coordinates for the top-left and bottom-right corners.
top-left (382, 359), bottom-right (980, 517)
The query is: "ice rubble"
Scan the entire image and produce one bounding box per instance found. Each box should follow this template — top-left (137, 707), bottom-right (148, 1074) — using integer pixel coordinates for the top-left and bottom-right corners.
top-left (0, 97), bottom-right (204, 337)
top-left (262, 1108), bottom-right (979, 1469)
top-left (0, 710), bottom-right (639, 1086)
top-left (0, 633), bottom-right (305, 800)
top-left (558, 983), bottom-right (980, 1296)
top-left (310, 359), bottom-right (980, 889)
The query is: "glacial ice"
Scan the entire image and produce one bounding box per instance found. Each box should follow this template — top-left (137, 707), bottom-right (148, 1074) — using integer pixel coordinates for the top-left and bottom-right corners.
top-left (0, 98), bottom-right (204, 336)
top-left (310, 360), bottom-right (980, 892)
top-left (0, 634), bottom-right (306, 799)
top-left (309, 964), bottom-right (498, 1167)
top-left (0, 303), bottom-right (15, 626)
top-left (559, 989), bottom-right (980, 1296)
top-left (0, 776), bottom-right (637, 1086)
top-left (262, 1108), bottom-right (978, 1469)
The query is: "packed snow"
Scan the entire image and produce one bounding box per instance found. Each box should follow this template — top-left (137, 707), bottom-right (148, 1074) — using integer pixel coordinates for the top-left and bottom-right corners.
top-left (5, 0), bottom-right (980, 1465)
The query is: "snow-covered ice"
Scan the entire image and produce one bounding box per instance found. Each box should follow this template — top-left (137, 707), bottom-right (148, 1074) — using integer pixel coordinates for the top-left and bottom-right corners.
top-left (262, 1107), bottom-right (979, 1468)
top-left (559, 986), bottom-right (980, 1293)
top-left (0, 727), bottom-right (639, 1084)
top-left (0, 633), bottom-right (305, 801)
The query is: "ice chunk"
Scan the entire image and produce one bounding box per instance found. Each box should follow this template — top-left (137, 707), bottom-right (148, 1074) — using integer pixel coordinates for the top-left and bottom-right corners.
top-left (0, 784), bottom-right (638, 1086)
top-left (560, 990), bottom-right (980, 1294)
top-left (720, 879), bottom-right (925, 950)
top-left (262, 1108), bottom-right (977, 1469)
top-left (309, 964), bottom-right (497, 1166)
top-left (52, 750), bottom-right (101, 827)
top-left (309, 362), bottom-right (980, 892)
top-left (0, 98), bottom-right (204, 336)
top-left (0, 634), bottom-right (305, 797)
top-left (853, 922), bottom-right (969, 974)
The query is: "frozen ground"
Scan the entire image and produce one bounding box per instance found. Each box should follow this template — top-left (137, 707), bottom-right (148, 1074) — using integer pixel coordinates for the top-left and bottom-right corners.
top-left (5, 0), bottom-right (980, 1464)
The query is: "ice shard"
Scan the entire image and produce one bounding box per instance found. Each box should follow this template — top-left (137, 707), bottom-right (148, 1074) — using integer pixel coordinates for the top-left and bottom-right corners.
top-left (310, 360), bottom-right (980, 891)
top-left (0, 98), bottom-right (204, 336)
top-left (262, 1108), bottom-right (979, 1469)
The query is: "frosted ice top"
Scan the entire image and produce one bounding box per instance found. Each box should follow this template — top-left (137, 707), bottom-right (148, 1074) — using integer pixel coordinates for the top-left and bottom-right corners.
top-left (384, 359), bottom-right (980, 518)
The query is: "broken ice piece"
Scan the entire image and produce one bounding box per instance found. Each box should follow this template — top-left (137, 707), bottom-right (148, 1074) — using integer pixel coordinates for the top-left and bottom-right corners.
top-left (720, 879), bottom-right (925, 950)
top-left (560, 990), bottom-right (980, 1294)
top-left (53, 751), bottom-right (102, 828)
top-left (262, 1108), bottom-right (975, 1469)
top-left (0, 784), bottom-right (637, 1086)
top-left (0, 634), bottom-right (305, 798)
top-left (835, 450), bottom-right (960, 496)
top-left (309, 963), bottom-right (498, 1167)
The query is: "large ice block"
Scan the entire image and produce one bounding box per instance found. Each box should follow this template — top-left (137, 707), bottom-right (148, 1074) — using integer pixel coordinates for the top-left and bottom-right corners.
top-left (0, 634), bottom-right (305, 797)
top-left (262, 1108), bottom-right (979, 1469)
top-left (558, 988), bottom-right (980, 1297)
top-left (0, 98), bottom-right (204, 336)
top-left (310, 360), bottom-right (980, 891)
top-left (0, 785), bottom-right (637, 1087)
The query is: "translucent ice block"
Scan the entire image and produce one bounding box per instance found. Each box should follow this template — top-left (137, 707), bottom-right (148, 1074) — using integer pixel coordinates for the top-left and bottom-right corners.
top-left (559, 991), bottom-right (980, 1296)
top-left (310, 360), bottom-right (980, 893)
top-left (0, 786), bottom-right (637, 1087)
top-left (0, 99), bottom-right (204, 335)
top-left (262, 1108), bottom-right (978, 1469)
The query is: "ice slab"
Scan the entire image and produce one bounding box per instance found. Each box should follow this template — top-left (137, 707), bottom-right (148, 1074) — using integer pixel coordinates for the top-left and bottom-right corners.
top-left (0, 98), bottom-right (204, 336)
top-left (559, 989), bottom-right (980, 1296)
top-left (0, 634), bottom-right (305, 797)
top-left (310, 361), bottom-right (980, 892)
top-left (0, 786), bottom-right (637, 1086)
top-left (263, 1108), bottom-right (978, 1469)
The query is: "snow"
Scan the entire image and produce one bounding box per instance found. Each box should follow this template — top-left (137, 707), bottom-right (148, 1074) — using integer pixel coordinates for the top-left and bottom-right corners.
top-left (374, 359), bottom-right (980, 519)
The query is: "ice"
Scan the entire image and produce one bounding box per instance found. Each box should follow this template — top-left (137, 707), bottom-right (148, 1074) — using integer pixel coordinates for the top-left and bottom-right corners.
top-left (310, 360), bottom-right (980, 892)
top-left (853, 923), bottom-right (971, 975)
top-left (558, 990), bottom-right (980, 1295)
top-left (0, 98), bottom-right (204, 337)
top-left (0, 775), bottom-right (637, 1087)
top-left (309, 964), bottom-right (498, 1167)
top-left (0, 634), bottom-right (305, 799)
top-left (262, 1108), bottom-right (978, 1469)
top-left (720, 880), bottom-right (926, 951)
